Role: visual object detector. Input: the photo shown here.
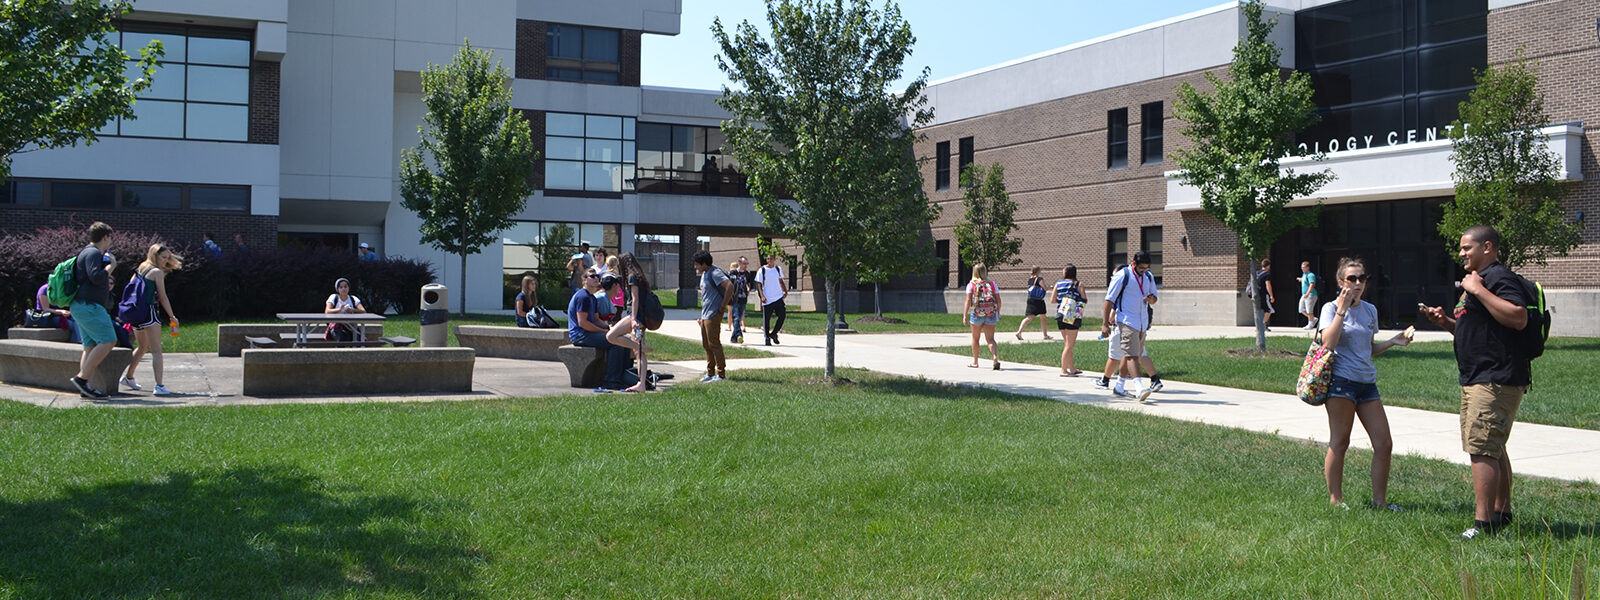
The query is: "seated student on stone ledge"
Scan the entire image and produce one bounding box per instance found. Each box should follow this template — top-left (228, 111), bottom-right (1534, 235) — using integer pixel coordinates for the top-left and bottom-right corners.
top-left (515, 274), bottom-right (537, 328)
top-left (33, 281), bottom-right (81, 343)
top-left (567, 268), bottom-right (631, 390)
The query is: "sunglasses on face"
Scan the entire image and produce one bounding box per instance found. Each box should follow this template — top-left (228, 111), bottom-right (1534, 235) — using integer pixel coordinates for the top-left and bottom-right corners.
top-left (1345, 274), bottom-right (1370, 283)
top-left (584, 274), bottom-right (599, 279)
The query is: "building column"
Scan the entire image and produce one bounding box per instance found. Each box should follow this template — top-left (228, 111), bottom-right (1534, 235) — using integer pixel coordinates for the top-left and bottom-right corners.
top-left (677, 225), bottom-right (700, 308)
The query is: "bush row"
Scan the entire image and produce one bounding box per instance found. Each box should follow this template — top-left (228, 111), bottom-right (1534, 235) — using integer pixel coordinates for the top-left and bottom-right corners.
top-left (1, 225), bottom-right (436, 329)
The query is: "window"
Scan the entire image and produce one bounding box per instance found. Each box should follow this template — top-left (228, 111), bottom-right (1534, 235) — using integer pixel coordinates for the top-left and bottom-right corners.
top-left (1107, 108), bottom-right (1128, 169)
top-left (957, 137), bottom-right (974, 185)
top-left (1141, 226), bottom-right (1163, 285)
top-left (546, 24), bottom-right (621, 83)
top-left (635, 122), bottom-right (748, 196)
top-left (1140, 102), bottom-right (1163, 164)
top-left (101, 26), bottom-right (252, 141)
top-left (545, 112), bottom-right (635, 193)
top-left (500, 220), bottom-right (619, 308)
top-left (1106, 228), bottom-right (1128, 284)
top-left (934, 141), bottom-right (951, 190)
top-left (0, 179), bottom-right (248, 211)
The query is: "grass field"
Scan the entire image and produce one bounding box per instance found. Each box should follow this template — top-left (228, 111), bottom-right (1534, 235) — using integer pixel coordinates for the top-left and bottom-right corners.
top-left (1, 369), bottom-right (1595, 598)
top-left (933, 336), bottom-right (1600, 431)
top-left (158, 315), bottom-right (774, 363)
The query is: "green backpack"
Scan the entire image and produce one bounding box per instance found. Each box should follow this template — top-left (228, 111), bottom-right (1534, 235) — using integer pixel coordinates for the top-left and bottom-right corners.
top-left (46, 256), bottom-right (80, 307)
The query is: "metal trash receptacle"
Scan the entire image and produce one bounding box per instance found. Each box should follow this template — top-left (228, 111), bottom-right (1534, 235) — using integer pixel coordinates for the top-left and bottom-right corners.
top-left (420, 283), bottom-right (449, 347)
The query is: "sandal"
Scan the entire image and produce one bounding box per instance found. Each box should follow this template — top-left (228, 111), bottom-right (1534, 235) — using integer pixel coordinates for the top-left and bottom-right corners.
top-left (1014, 332), bottom-right (1023, 341)
top-left (993, 362), bottom-right (1001, 371)
top-left (967, 362), bottom-right (979, 368)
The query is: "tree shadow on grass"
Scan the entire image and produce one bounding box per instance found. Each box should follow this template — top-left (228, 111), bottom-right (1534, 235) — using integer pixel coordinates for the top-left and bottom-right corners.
top-left (0, 466), bottom-right (481, 599)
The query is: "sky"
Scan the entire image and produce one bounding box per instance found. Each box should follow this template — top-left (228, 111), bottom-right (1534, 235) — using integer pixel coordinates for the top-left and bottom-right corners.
top-left (641, 0), bottom-right (1232, 92)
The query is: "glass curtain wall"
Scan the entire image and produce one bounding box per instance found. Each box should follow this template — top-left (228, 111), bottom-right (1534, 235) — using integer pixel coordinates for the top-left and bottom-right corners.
top-left (635, 123), bottom-right (748, 196)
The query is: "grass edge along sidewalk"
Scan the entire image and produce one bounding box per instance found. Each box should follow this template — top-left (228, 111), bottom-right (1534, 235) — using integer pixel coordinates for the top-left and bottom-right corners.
top-left (0, 368), bottom-right (1595, 598)
top-left (931, 335), bottom-right (1600, 431)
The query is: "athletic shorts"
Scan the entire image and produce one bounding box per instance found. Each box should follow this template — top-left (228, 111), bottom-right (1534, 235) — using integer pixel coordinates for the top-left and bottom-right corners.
top-left (1055, 317), bottom-right (1082, 330)
top-left (1460, 383), bottom-right (1526, 457)
top-left (71, 301), bottom-right (117, 348)
top-left (1025, 297), bottom-right (1047, 316)
top-left (1299, 294), bottom-right (1318, 315)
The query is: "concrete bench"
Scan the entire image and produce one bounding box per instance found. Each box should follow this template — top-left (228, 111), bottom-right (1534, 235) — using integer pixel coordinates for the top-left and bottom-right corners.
top-left (241, 347), bottom-right (475, 396)
top-left (556, 344), bottom-right (608, 388)
top-left (454, 325), bottom-right (567, 361)
top-left (0, 339), bottom-right (133, 396)
top-left (217, 323), bottom-right (384, 357)
top-left (380, 336), bottom-right (416, 347)
top-left (7, 327), bottom-right (70, 342)
top-left (244, 336), bottom-right (278, 349)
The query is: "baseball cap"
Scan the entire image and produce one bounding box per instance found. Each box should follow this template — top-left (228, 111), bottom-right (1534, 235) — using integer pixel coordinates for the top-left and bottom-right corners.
top-left (358, 242), bottom-right (371, 249)
top-left (1133, 251), bottom-right (1152, 265)
top-left (599, 273), bottom-right (622, 289)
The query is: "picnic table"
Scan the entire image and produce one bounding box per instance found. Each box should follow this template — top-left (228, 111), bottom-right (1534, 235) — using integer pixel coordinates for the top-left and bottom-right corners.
top-left (275, 312), bottom-right (387, 347)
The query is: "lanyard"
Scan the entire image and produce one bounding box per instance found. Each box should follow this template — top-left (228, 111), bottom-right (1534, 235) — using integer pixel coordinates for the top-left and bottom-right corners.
top-left (1129, 267), bottom-right (1145, 297)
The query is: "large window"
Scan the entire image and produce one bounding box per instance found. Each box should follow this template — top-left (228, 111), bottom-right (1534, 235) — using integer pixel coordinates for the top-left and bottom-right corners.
top-left (0, 179), bottom-right (248, 211)
top-left (635, 123), bottom-right (748, 196)
top-left (1107, 108), bottom-right (1128, 169)
top-left (1106, 228), bottom-right (1128, 284)
top-left (935, 141), bottom-right (951, 190)
top-left (546, 24), bottom-right (620, 83)
top-left (500, 221), bottom-right (619, 308)
top-left (1141, 226), bottom-right (1163, 285)
top-left (545, 113), bottom-right (635, 193)
top-left (1140, 102), bottom-right (1164, 164)
top-left (99, 26), bottom-right (252, 141)
top-left (957, 137), bottom-right (974, 185)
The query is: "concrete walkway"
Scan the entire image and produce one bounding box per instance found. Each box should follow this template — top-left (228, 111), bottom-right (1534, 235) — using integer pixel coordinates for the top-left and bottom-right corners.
top-left (656, 314), bottom-right (1600, 484)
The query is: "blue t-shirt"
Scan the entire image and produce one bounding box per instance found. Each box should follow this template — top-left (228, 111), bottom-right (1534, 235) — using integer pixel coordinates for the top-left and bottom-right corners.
top-left (699, 266), bottom-right (729, 320)
top-left (1301, 272), bottom-right (1317, 296)
top-left (566, 288), bottom-right (603, 342)
top-left (1105, 267), bottom-right (1156, 331)
top-left (1319, 300), bottom-right (1379, 384)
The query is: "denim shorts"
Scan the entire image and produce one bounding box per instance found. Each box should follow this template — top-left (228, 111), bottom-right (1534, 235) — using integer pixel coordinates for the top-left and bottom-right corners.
top-left (1329, 376), bottom-right (1381, 404)
top-left (968, 313), bottom-right (999, 326)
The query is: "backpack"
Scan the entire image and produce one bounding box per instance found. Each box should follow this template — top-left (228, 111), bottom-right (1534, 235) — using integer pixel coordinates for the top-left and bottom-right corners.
top-left (730, 271), bottom-right (750, 300)
top-left (1513, 273), bottom-right (1551, 360)
top-left (116, 268), bottom-right (155, 323)
top-left (47, 256), bottom-right (80, 307)
top-left (638, 292), bottom-right (666, 330)
top-left (971, 281), bottom-right (998, 317)
top-left (526, 305), bottom-right (560, 328)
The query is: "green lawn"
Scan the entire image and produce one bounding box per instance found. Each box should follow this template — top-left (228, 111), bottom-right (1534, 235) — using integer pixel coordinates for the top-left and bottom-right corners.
top-left (163, 315), bottom-right (773, 363)
top-left (934, 336), bottom-right (1600, 431)
top-left (1, 369), bottom-right (1595, 598)
top-left (769, 311), bottom-right (1103, 336)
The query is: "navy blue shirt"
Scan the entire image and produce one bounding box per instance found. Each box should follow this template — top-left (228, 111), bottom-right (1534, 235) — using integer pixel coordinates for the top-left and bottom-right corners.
top-left (566, 288), bottom-right (603, 342)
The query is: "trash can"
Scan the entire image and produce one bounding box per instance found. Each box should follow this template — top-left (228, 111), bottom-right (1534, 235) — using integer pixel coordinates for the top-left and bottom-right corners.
top-left (420, 283), bottom-right (449, 347)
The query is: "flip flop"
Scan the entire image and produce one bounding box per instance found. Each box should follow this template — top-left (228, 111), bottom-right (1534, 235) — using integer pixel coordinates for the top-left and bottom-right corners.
top-left (592, 387), bottom-right (614, 394)
top-left (967, 363), bottom-right (979, 368)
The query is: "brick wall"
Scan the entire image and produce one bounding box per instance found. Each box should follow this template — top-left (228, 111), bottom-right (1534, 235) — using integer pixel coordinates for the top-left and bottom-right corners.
top-left (249, 60), bottom-right (280, 145)
top-left (1488, 0), bottom-right (1600, 288)
top-left (515, 20), bottom-right (545, 80)
top-left (0, 208), bottom-right (277, 250)
top-left (620, 30), bottom-right (641, 87)
top-left (520, 109), bottom-right (545, 190)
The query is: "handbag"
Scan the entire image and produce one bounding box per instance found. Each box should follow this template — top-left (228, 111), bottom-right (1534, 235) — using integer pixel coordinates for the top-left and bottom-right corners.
top-left (23, 309), bottom-right (61, 329)
top-left (1296, 339), bottom-right (1334, 406)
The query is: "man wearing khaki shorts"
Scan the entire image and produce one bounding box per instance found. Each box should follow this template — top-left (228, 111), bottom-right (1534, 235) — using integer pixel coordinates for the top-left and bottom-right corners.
top-left (1422, 225), bottom-right (1532, 541)
top-left (1100, 252), bottom-right (1158, 402)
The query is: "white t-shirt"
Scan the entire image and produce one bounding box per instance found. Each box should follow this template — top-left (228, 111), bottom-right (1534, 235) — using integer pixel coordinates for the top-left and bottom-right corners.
top-left (326, 294), bottom-right (361, 312)
top-left (754, 265), bottom-right (786, 305)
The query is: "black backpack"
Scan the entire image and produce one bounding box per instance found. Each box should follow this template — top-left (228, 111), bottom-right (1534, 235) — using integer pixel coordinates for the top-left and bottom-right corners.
top-left (638, 292), bottom-right (665, 330)
top-left (1513, 272), bottom-right (1551, 360)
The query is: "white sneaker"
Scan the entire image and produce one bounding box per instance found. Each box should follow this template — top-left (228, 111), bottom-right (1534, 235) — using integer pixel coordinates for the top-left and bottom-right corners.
top-left (119, 376), bottom-right (142, 391)
top-left (1303, 321), bottom-right (1318, 330)
top-left (707, 375), bottom-right (725, 382)
top-left (698, 373), bottom-right (715, 383)
top-left (153, 384), bottom-right (172, 396)
top-left (1136, 385), bottom-right (1155, 403)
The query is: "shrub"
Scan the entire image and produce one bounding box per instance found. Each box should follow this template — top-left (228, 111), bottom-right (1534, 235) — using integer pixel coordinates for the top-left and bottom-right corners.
top-left (0, 224), bottom-right (168, 330)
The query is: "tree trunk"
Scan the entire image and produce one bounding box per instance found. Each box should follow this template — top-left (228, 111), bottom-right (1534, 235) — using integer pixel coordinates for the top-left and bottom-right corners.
top-left (459, 252), bottom-right (468, 316)
top-left (824, 278), bottom-right (836, 379)
top-left (874, 282), bottom-right (883, 317)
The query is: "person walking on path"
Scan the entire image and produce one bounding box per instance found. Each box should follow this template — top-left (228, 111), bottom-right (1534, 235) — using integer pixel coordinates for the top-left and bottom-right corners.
top-left (119, 244), bottom-right (183, 396)
top-left (725, 260), bottom-right (750, 343)
top-left (1298, 261), bottom-right (1320, 329)
top-left (1421, 225), bottom-right (1533, 541)
top-left (1014, 265), bottom-right (1054, 341)
top-left (1318, 257), bottom-right (1412, 512)
top-left (1100, 251), bottom-right (1159, 402)
top-left (754, 254), bottom-right (787, 345)
top-left (67, 222), bottom-right (119, 399)
top-left (1049, 265), bottom-right (1085, 376)
top-left (963, 263), bottom-right (1003, 370)
top-left (694, 250), bottom-right (733, 382)
top-left (1253, 259), bottom-right (1276, 345)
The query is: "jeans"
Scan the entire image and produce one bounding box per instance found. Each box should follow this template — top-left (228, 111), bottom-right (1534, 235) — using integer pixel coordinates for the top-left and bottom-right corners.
top-left (699, 315), bottom-right (726, 376)
top-left (762, 298), bottom-right (787, 342)
top-left (1254, 306), bottom-right (1270, 349)
top-left (730, 301), bottom-right (746, 341)
top-left (570, 329), bottom-right (630, 384)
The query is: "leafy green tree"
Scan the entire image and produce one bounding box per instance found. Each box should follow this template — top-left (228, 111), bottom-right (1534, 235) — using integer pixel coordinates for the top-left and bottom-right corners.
top-left (1172, 0), bottom-right (1332, 263)
top-left (1440, 55), bottom-right (1580, 269)
top-left (400, 41), bottom-right (537, 314)
top-left (953, 163), bottom-right (1021, 272)
top-left (535, 223), bottom-right (576, 307)
top-left (714, 0), bottom-right (934, 379)
top-left (0, 0), bottom-right (162, 180)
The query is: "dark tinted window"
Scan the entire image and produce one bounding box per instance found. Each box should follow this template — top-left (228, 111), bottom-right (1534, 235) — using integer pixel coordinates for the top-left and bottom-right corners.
top-left (1106, 228), bottom-right (1127, 284)
top-left (189, 186), bottom-right (249, 211)
top-left (53, 182), bottom-right (115, 209)
top-left (0, 181), bottom-right (44, 205)
top-left (122, 184), bottom-right (182, 209)
top-left (935, 141), bottom-right (950, 190)
top-left (1140, 102), bottom-right (1163, 164)
top-left (1106, 109), bottom-right (1128, 169)
top-left (957, 137), bottom-right (974, 183)
top-left (545, 24), bottom-right (621, 84)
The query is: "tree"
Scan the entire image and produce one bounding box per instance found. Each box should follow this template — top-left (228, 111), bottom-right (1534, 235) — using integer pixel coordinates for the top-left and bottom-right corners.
top-left (534, 223), bottom-right (576, 307)
top-left (714, 0), bottom-right (934, 380)
top-left (0, 0), bottom-right (162, 180)
top-left (400, 41), bottom-right (537, 314)
top-left (1440, 55), bottom-right (1580, 269)
top-left (953, 163), bottom-right (1021, 271)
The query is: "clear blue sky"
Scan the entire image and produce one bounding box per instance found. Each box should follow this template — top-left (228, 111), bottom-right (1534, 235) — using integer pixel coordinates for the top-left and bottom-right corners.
top-left (641, 0), bottom-right (1232, 91)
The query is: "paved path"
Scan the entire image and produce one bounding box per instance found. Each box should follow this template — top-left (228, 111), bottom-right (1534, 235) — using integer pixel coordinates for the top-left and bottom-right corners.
top-left (657, 315), bottom-right (1599, 484)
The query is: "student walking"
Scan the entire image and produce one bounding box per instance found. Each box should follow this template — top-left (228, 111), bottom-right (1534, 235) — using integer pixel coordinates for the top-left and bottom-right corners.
top-left (1298, 260), bottom-right (1320, 329)
top-left (1049, 265), bottom-right (1085, 376)
top-left (694, 250), bottom-right (733, 382)
top-left (963, 263), bottom-right (1003, 370)
top-left (726, 260), bottom-right (750, 343)
top-left (1014, 265), bottom-right (1054, 341)
top-left (1253, 259), bottom-right (1276, 345)
top-left (754, 254), bottom-right (787, 345)
top-left (1099, 251), bottom-right (1159, 402)
top-left (66, 222), bottom-right (119, 399)
top-left (1421, 225), bottom-right (1535, 540)
top-left (1318, 257), bottom-right (1412, 511)
top-left (119, 244), bottom-right (183, 396)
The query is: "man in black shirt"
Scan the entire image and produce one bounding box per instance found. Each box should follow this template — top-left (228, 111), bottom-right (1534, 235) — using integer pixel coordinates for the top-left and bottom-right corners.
top-left (1422, 225), bottom-right (1531, 540)
top-left (68, 222), bottom-right (118, 399)
top-left (1252, 259), bottom-right (1275, 347)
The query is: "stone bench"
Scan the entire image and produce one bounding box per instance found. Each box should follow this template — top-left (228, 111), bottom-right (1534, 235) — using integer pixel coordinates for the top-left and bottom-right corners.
top-left (0, 339), bottom-right (133, 395)
top-left (454, 325), bottom-right (567, 361)
top-left (217, 323), bottom-right (385, 357)
top-left (7, 327), bottom-right (70, 342)
top-left (241, 347), bottom-right (474, 396)
top-left (556, 345), bottom-right (608, 388)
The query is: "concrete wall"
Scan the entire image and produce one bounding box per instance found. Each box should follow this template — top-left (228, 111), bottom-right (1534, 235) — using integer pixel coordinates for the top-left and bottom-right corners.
top-left (517, 0), bottom-right (681, 35)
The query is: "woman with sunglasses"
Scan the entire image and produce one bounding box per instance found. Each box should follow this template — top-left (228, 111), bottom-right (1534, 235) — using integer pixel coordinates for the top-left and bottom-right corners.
top-left (1317, 257), bottom-right (1414, 511)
